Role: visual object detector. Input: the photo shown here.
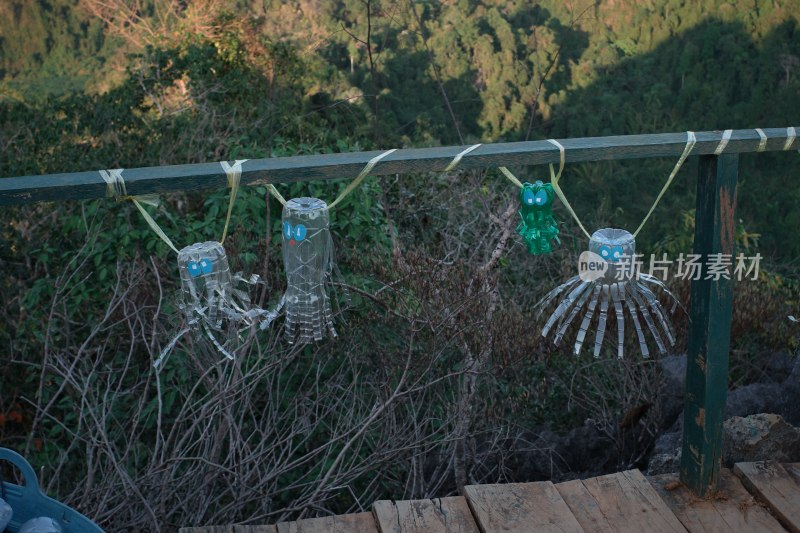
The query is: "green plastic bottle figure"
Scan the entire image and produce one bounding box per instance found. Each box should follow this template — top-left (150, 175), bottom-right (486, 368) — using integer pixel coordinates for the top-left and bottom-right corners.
top-left (517, 180), bottom-right (560, 255)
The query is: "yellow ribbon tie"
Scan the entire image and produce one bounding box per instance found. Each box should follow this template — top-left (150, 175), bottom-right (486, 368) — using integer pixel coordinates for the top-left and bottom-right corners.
top-left (784, 127), bottom-right (797, 151)
top-left (266, 184), bottom-right (287, 206)
top-left (99, 169), bottom-right (180, 254)
top-left (633, 131), bottom-right (696, 238)
top-left (444, 144), bottom-right (482, 172)
top-left (714, 129), bottom-right (732, 155)
top-left (756, 128), bottom-right (768, 152)
top-left (547, 139), bottom-right (591, 239)
top-left (327, 148), bottom-right (397, 210)
top-left (219, 159), bottom-right (247, 244)
top-left (498, 166), bottom-right (524, 188)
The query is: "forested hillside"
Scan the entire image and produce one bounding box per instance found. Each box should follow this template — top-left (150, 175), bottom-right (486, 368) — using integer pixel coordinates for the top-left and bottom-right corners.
top-left (1, 1), bottom-right (799, 531)
top-left (2, 0), bottom-right (800, 253)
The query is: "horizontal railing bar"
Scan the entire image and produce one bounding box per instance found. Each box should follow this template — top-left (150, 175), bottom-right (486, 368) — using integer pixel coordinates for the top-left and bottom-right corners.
top-left (0, 127), bottom-right (796, 206)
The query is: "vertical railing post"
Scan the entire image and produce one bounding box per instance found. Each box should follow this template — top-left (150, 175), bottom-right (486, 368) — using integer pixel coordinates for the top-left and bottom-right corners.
top-left (680, 153), bottom-right (739, 496)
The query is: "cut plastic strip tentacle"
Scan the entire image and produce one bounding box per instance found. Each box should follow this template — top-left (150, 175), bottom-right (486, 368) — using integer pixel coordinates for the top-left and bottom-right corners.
top-left (554, 281), bottom-right (594, 345)
top-left (535, 276), bottom-right (581, 319)
top-left (542, 280), bottom-right (590, 337)
top-left (206, 280), bottom-right (221, 327)
top-left (593, 285), bottom-right (611, 358)
top-left (639, 273), bottom-right (686, 314)
top-left (610, 283), bottom-right (625, 359)
top-left (622, 283), bottom-right (649, 358)
top-left (626, 282), bottom-right (666, 354)
top-left (636, 281), bottom-right (676, 345)
top-left (203, 323), bottom-right (235, 360)
top-left (260, 294), bottom-right (285, 330)
top-left (153, 328), bottom-right (190, 369)
top-left (574, 285), bottom-right (601, 355)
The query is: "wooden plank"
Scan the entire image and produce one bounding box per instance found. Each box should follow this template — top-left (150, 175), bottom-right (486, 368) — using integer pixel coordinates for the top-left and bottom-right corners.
top-left (680, 153), bottom-right (739, 497)
top-left (651, 469), bottom-right (784, 532)
top-left (372, 496), bottom-right (479, 533)
top-left (276, 512), bottom-right (377, 533)
top-left (554, 479), bottom-right (614, 533)
top-left (735, 461), bottom-right (800, 532)
top-left (179, 526), bottom-right (277, 533)
top-left (0, 128), bottom-right (796, 205)
top-left (576, 470), bottom-right (686, 532)
top-left (783, 463), bottom-right (800, 484)
top-left (463, 481), bottom-right (584, 533)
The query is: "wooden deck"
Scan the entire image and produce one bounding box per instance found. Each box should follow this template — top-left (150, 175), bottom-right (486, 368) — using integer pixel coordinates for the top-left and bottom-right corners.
top-left (181, 462), bottom-right (800, 533)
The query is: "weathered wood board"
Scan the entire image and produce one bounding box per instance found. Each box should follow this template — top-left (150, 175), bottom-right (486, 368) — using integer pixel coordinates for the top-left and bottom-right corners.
top-left (463, 481), bottom-right (584, 533)
top-left (735, 461), bottom-right (800, 532)
top-left (179, 525), bottom-right (277, 533)
top-left (558, 470), bottom-right (686, 533)
top-left (372, 496), bottom-right (479, 533)
top-left (651, 469), bottom-right (784, 532)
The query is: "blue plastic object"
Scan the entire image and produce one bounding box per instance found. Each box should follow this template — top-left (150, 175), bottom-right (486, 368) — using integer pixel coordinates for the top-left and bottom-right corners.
top-left (0, 448), bottom-right (103, 533)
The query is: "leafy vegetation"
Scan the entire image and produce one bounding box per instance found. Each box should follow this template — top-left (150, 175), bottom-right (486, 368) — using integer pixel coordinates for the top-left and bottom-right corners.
top-left (1, 1), bottom-right (799, 530)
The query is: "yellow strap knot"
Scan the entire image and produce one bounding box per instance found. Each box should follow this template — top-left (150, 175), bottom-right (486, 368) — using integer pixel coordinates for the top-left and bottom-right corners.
top-left (99, 168), bottom-right (180, 254)
top-left (219, 159), bottom-right (247, 244)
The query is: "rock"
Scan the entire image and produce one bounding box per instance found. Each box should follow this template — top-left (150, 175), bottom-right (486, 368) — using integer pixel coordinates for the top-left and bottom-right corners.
top-left (644, 352), bottom-right (800, 473)
top-left (723, 413), bottom-right (800, 465)
top-left (558, 419), bottom-right (616, 476)
top-left (782, 357), bottom-right (800, 425)
top-left (659, 354), bottom-right (687, 386)
top-left (472, 429), bottom-right (571, 482)
top-left (725, 382), bottom-right (786, 418)
top-left (646, 421), bottom-right (683, 475)
top-left (653, 424), bottom-right (682, 455)
top-left (763, 352), bottom-right (794, 382)
top-left (655, 354), bottom-right (687, 431)
top-left (519, 428), bottom-right (568, 479)
top-left (646, 451), bottom-right (681, 475)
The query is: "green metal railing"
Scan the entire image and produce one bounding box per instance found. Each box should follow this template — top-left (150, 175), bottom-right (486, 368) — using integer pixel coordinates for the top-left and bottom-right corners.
top-left (2, 126), bottom-right (798, 496)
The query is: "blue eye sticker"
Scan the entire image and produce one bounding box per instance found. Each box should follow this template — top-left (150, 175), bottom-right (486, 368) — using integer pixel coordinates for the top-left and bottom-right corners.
top-left (199, 258), bottom-right (213, 274)
top-left (611, 246), bottom-right (624, 261)
top-left (187, 261), bottom-right (202, 277)
top-left (283, 222), bottom-right (307, 245)
top-left (599, 245), bottom-right (611, 260)
top-left (522, 189), bottom-right (535, 205)
top-left (534, 190), bottom-right (549, 205)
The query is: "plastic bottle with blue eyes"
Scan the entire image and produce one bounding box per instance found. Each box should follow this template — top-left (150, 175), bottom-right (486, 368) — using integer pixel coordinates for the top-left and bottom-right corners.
top-left (177, 241), bottom-right (234, 331)
top-left (517, 180), bottom-right (560, 255)
top-left (281, 197), bottom-right (345, 343)
top-left (171, 240), bottom-right (245, 361)
top-left (588, 228), bottom-right (636, 283)
top-left (536, 227), bottom-right (682, 359)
